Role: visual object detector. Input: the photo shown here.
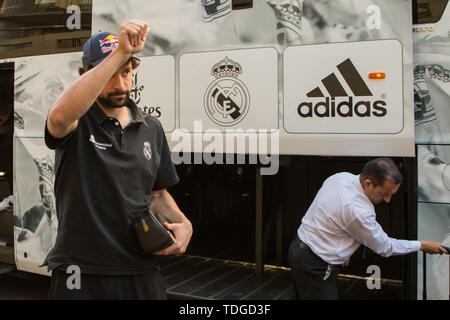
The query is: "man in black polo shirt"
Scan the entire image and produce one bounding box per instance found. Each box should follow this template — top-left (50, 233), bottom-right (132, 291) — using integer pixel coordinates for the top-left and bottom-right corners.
top-left (44, 19), bottom-right (193, 299)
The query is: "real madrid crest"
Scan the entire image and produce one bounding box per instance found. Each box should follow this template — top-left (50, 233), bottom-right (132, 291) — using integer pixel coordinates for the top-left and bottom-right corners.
top-left (204, 56), bottom-right (250, 126)
top-left (143, 141), bottom-right (152, 160)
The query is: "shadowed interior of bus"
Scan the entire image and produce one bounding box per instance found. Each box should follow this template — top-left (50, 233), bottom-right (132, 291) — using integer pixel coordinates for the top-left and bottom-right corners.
top-left (0, 63), bottom-right (14, 269)
top-left (164, 157), bottom-right (416, 300)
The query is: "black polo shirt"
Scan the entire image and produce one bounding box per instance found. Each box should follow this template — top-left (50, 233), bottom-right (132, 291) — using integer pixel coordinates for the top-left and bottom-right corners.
top-left (43, 100), bottom-right (179, 275)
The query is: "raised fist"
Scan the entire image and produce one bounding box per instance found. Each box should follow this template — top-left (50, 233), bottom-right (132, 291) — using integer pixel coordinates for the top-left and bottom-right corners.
top-left (117, 19), bottom-right (149, 56)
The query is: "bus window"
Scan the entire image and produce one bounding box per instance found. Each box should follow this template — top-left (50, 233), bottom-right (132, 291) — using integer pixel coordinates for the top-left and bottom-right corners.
top-left (0, 0), bottom-right (92, 59)
top-left (413, 0), bottom-right (449, 24)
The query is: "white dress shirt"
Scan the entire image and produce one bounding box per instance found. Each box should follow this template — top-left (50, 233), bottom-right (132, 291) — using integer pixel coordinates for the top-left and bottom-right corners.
top-left (298, 172), bottom-right (421, 265)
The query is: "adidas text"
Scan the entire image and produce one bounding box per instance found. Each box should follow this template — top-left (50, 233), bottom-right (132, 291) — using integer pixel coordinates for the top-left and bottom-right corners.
top-left (297, 97), bottom-right (387, 118)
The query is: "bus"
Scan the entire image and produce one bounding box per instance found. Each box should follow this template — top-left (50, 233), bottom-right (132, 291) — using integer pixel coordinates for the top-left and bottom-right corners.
top-left (0, 0), bottom-right (449, 300)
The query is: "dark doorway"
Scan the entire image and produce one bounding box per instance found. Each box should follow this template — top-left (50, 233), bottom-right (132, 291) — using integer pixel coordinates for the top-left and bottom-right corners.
top-left (0, 62), bottom-right (14, 197)
top-left (0, 62), bottom-right (15, 266)
top-left (167, 156), bottom-right (417, 300)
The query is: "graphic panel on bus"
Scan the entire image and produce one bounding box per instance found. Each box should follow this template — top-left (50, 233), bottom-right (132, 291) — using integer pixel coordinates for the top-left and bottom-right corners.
top-left (414, 1), bottom-right (450, 300)
top-left (417, 202), bottom-right (450, 300)
top-left (414, 5), bottom-right (450, 145)
top-left (180, 48), bottom-right (278, 132)
top-left (418, 145), bottom-right (450, 205)
top-left (92, 0), bottom-right (414, 156)
top-left (14, 53), bottom-right (81, 138)
top-left (14, 137), bottom-right (57, 276)
top-left (283, 40), bottom-right (403, 134)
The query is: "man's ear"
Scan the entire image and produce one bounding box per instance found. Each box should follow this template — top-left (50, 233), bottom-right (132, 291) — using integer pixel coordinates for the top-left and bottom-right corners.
top-left (363, 179), bottom-right (373, 189)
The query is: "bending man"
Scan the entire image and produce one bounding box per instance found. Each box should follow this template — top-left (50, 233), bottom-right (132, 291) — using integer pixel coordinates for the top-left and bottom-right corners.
top-left (289, 158), bottom-right (447, 300)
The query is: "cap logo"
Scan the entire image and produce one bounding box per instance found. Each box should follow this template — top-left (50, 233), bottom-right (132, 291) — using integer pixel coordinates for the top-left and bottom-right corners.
top-left (99, 35), bottom-right (119, 54)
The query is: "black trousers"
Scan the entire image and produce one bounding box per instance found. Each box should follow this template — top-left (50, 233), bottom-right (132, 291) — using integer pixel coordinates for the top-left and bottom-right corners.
top-left (48, 268), bottom-right (167, 300)
top-left (288, 235), bottom-right (340, 300)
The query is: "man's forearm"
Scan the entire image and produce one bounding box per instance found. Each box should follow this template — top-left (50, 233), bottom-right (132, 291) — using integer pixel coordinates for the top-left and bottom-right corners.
top-left (149, 189), bottom-right (190, 225)
top-left (150, 189), bottom-right (193, 255)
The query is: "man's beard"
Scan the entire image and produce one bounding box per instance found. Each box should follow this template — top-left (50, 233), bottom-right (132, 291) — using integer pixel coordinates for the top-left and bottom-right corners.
top-left (97, 90), bottom-right (130, 109)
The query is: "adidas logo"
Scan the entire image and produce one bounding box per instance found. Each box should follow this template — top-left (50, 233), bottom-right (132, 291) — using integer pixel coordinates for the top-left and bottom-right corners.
top-left (297, 58), bottom-right (387, 118)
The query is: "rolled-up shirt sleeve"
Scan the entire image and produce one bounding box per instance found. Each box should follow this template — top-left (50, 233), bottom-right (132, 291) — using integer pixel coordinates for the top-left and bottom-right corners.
top-left (344, 211), bottom-right (421, 257)
top-left (152, 123), bottom-right (179, 191)
top-left (45, 119), bottom-right (78, 150)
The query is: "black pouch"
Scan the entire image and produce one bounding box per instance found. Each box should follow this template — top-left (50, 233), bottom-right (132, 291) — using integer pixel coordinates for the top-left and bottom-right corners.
top-left (134, 209), bottom-right (176, 254)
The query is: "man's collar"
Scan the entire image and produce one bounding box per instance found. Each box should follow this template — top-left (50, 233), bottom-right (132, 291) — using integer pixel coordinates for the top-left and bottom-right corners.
top-left (91, 99), bottom-right (149, 127)
top-left (128, 99), bottom-right (149, 127)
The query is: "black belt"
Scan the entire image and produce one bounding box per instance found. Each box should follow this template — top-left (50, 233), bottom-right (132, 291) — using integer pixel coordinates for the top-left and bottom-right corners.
top-left (295, 234), bottom-right (314, 253)
top-left (295, 234), bottom-right (338, 278)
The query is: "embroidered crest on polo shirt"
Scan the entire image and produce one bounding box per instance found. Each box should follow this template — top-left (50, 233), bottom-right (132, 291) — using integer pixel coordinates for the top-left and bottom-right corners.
top-left (89, 134), bottom-right (112, 150)
top-left (143, 141), bottom-right (152, 160)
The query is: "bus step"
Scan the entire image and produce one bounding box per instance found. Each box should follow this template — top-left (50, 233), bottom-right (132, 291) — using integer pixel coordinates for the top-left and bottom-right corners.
top-left (159, 255), bottom-right (295, 300)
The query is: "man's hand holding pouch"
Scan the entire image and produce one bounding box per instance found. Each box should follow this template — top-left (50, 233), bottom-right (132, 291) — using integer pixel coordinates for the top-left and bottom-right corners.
top-left (134, 209), bottom-right (176, 254)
